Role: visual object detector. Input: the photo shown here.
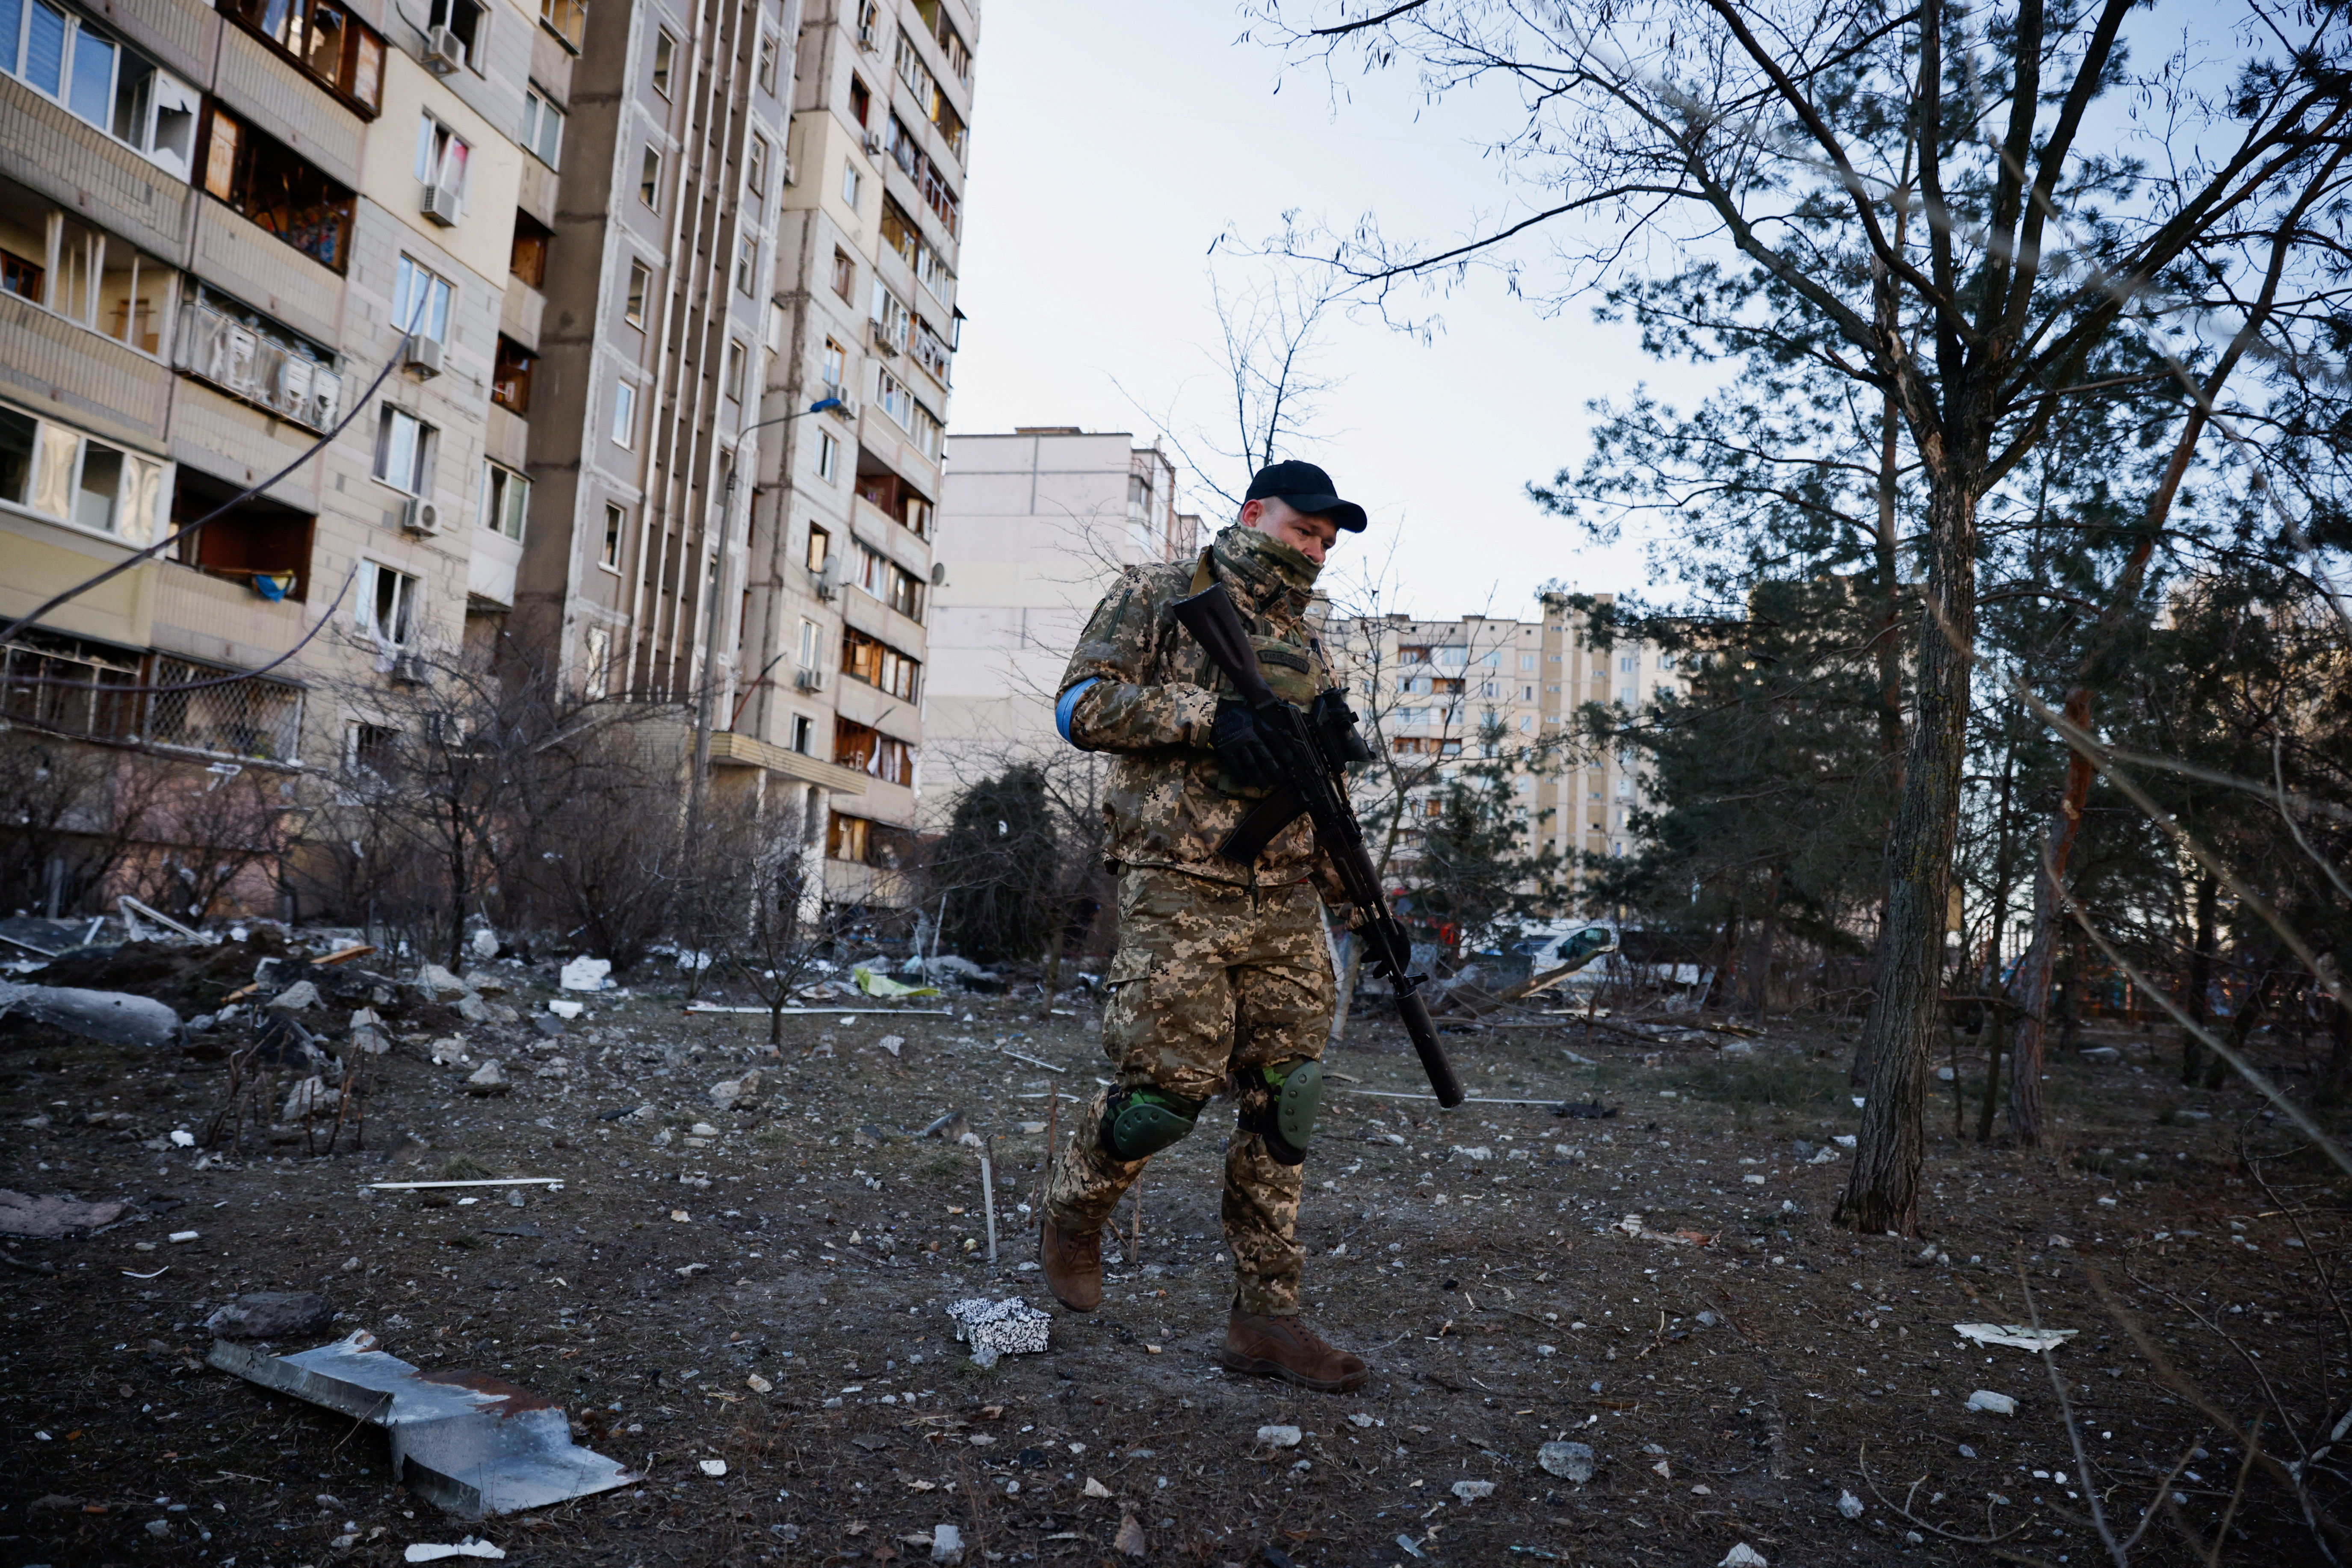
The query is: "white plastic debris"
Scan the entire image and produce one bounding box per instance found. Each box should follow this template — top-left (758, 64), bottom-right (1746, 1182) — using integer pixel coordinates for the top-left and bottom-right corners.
top-left (698, 1459), bottom-right (727, 1477)
top-left (1954, 1324), bottom-right (2077, 1353)
top-left (931, 1521), bottom-right (965, 1563)
top-left (1965, 1390), bottom-right (2018, 1415)
top-left (1838, 1489), bottom-right (1864, 1518)
top-left (168, 1230), bottom-right (198, 1243)
top-left (169, 1129), bottom-right (195, 1147)
top-left (1257, 1424), bottom-right (1303, 1448)
top-left (878, 1034), bottom-right (904, 1057)
top-left (1451, 1479), bottom-right (1495, 1502)
top-left (1082, 1476), bottom-right (1112, 1498)
top-left (404, 1541), bottom-right (505, 1562)
top-left (1720, 1546), bottom-right (1768, 1567)
top-left (1538, 1441), bottom-right (1595, 1481)
top-left (559, 956), bottom-right (613, 992)
top-left (944, 1297), bottom-right (1049, 1368)
top-left (547, 999), bottom-right (584, 1020)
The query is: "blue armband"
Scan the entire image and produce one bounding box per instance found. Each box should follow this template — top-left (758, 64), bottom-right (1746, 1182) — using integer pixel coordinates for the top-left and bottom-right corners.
top-left (1055, 678), bottom-right (1100, 744)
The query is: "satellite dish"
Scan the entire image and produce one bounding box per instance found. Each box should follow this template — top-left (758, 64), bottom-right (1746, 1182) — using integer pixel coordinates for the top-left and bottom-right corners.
top-left (929, 562), bottom-right (947, 586)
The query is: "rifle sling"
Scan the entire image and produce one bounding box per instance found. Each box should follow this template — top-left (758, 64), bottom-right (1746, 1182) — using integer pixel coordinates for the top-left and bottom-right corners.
top-left (1214, 781), bottom-right (1308, 865)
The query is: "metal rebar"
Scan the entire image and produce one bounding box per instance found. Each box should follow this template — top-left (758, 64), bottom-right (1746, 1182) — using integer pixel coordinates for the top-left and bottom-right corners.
top-left (979, 1136), bottom-right (998, 1264)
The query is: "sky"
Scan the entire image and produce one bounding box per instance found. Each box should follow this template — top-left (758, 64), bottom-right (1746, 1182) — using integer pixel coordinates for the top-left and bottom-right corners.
top-left (944, 0), bottom-right (1723, 622)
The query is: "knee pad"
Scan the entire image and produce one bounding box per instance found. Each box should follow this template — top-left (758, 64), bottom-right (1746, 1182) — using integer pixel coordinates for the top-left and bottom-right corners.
top-left (1102, 1087), bottom-right (1204, 1161)
top-left (1244, 1059), bottom-right (1323, 1166)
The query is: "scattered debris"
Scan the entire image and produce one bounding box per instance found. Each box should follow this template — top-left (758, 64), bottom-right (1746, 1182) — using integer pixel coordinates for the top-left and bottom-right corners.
top-left (0, 1189), bottom-right (129, 1238)
top-left (1113, 1512), bottom-right (1147, 1557)
top-left (1720, 1546), bottom-right (1768, 1567)
top-left (1965, 1390), bottom-right (2018, 1416)
top-left (204, 1292), bottom-right (334, 1341)
top-left (698, 1459), bottom-right (727, 1477)
top-left (920, 1110), bottom-right (972, 1141)
top-left (1837, 1489), bottom-right (1864, 1519)
top-left (1537, 1441), bottom-right (1595, 1482)
top-left (1452, 1479), bottom-right (1496, 1502)
top-left (1257, 1425), bottom-right (1303, 1449)
top-left (403, 1541), bottom-right (506, 1562)
top-left (1553, 1099), bottom-right (1619, 1120)
top-left (0, 981), bottom-right (179, 1047)
top-left (209, 1329), bottom-right (636, 1517)
top-left (877, 1033), bottom-right (904, 1057)
top-left (368, 1179), bottom-right (566, 1192)
top-left (945, 1297), bottom-right (1049, 1368)
top-left (850, 964), bottom-right (940, 998)
top-left (931, 1521), bottom-right (967, 1563)
top-left (559, 957), bottom-right (612, 992)
top-left (1082, 1477), bottom-right (1112, 1499)
top-left (464, 1061), bottom-right (511, 1097)
top-left (1953, 1323), bottom-right (2077, 1353)
top-left (709, 1071), bottom-right (764, 1110)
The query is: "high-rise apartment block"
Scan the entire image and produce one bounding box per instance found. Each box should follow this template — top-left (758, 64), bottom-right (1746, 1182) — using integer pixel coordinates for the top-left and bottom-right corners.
top-left (1327, 593), bottom-right (1686, 896)
top-left (925, 427), bottom-right (1196, 801)
top-left (1, 0), bottom-right (981, 918)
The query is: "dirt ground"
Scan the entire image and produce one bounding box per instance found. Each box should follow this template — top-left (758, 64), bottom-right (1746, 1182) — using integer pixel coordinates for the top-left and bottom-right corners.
top-left (2, 947), bottom-right (2346, 1568)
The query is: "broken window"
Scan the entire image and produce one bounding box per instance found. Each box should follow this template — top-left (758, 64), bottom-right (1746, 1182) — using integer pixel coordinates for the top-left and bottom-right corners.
top-left (201, 105), bottom-right (355, 271)
top-left (830, 248), bottom-right (854, 301)
top-left (0, 180), bottom-right (176, 354)
top-left (883, 115), bottom-right (957, 236)
top-left (480, 459), bottom-right (526, 540)
top-left (372, 405), bottom-right (433, 494)
top-left (839, 626), bottom-right (917, 701)
top-left (624, 258), bottom-right (649, 325)
top-left (649, 27), bottom-right (673, 95)
top-left (170, 465), bottom-right (313, 601)
top-left (0, 0), bottom-right (199, 175)
top-left (520, 89), bottom-right (562, 168)
top-left (755, 28), bottom-right (777, 93)
top-left (600, 502), bottom-right (623, 569)
top-left (175, 283), bottom-right (341, 429)
top-left (392, 254), bottom-right (451, 341)
top-left (722, 338), bottom-right (746, 402)
top-left (491, 335), bottom-right (534, 413)
top-left (508, 210), bottom-right (550, 287)
top-left (790, 713), bottom-right (813, 754)
top-left (910, 0), bottom-right (969, 81)
top-left (854, 458), bottom-right (932, 537)
top-left (221, 0), bottom-right (383, 113)
top-left (826, 810), bottom-right (870, 863)
top-left (819, 337), bottom-right (845, 389)
top-left (0, 402), bottom-right (163, 540)
top-left (815, 431), bottom-right (837, 481)
top-left (734, 232), bottom-right (757, 295)
top-left (354, 558), bottom-right (417, 647)
top-left (415, 114), bottom-right (470, 217)
top-left (0, 631), bottom-right (142, 742)
top-left (830, 718), bottom-right (914, 786)
top-left (805, 524), bottom-right (829, 573)
top-left (539, 0), bottom-right (583, 51)
top-left (424, 0), bottom-right (482, 70)
top-left (848, 75), bottom-right (870, 126)
top-left (638, 146), bottom-right (660, 206)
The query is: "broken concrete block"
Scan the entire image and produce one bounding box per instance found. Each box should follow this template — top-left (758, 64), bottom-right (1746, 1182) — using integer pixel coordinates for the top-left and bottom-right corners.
top-left (532, 1016), bottom-right (566, 1039)
top-left (932, 1522), bottom-right (966, 1563)
top-left (268, 980), bottom-right (322, 1013)
top-left (205, 1291), bottom-right (334, 1341)
top-left (465, 1061), bottom-right (510, 1097)
top-left (547, 998), bottom-right (584, 1020)
top-left (461, 972), bottom-right (510, 996)
top-left (708, 1070), bottom-right (763, 1110)
top-left (209, 1330), bottom-right (635, 1518)
top-left (349, 1009), bottom-right (393, 1056)
top-left (1537, 1441), bottom-right (1595, 1482)
top-left (281, 1076), bottom-right (333, 1120)
top-left (0, 1189), bottom-right (128, 1237)
top-left (878, 1034), bottom-right (904, 1057)
top-left (0, 982), bottom-right (178, 1048)
top-left (1256, 1425), bottom-right (1303, 1449)
top-left (1451, 1480), bottom-right (1495, 1502)
top-left (455, 995), bottom-right (494, 1025)
top-left (559, 957), bottom-right (612, 992)
top-left (415, 964), bottom-right (469, 998)
top-left (429, 1037), bottom-right (471, 1066)
top-left (1965, 1389), bottom-right (2017, 1415)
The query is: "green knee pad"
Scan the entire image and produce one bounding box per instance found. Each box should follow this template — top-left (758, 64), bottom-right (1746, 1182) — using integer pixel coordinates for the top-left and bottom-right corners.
top-left (1102, 1087), bottom-right (1204, 1160)
top-left (1246, 1060), bottom-right (1323, 1166)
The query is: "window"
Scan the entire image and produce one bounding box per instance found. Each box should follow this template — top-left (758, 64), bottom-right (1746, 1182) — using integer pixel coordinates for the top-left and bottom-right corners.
top-left (1619, 653), bottom-right (1637, 672)
top-left (734, 232), bottom-right (757, 295)
top-left (912, 317), bottom-right (950, 384)
top-left (1658, 652), bottom-right (1677, 670)
top-left (414, 115), bottom-right (470, 215)
top-left (906, 396), bottom-right (942, 461)
top-left (839, 626), bottom-right (918, 700)
top-left (0, 1), bottom-right (201, 174)
top-left (480, 460), bottom-right (526, 540)
top-left (840, 162), bottom-right (860, 208)
top-left (220, 0), bottom-right (381, 112)
top-left (508, 210), bottom-right (550, 287)
top-left (638, 146), bottom-right (660, 206)
top-left (611, 381), bottom-right (637, 447)
top-left (491, 336), bottom-right (535, 413)
top-left (1519, 652), bottom-right (1536, 670)
top-left (539, 0), bottom-right (583, 50)
top-left (175, 284), bottom-right (340, 428)
top-left (912, 0), bottom-right (969, 80)
top-left (354, 559), bottom-right (417, 648)
top-left (0, 184), bottom-right (176, 355)
top-left (722, 338), bottom-right (746, 402)
top-left (816, 431), bottom-right (837, 481)
top-left (649, 29), bottom-right (674, 95)
top-left (789, 714), bottom-right (813, 754)
top-left (0, 404), bottom-right (163, 540)
top-left (200, 106), bottom-right (354, 270)
top-left (755, 29), bottom-right (777, 92)
top-left (424, 0), bottom-right (482, 70)
top-left (854, 461), bottom-right (932, 536)
top-left (372, 405), bottom-right (432, 493)
top-left (819, 337), bottom-right (845, 388)
top-left (869, 278), bottom-right (910, 352)
top-left (830, 248), bottom-right (854, 300)
top-left (886, 561), bottom-right (923, 621)
top-left (797, 613), bottom-right (819, 663)
top-left (745, 134), bottom-right (769, 206)
top-left (833, 717), bottom-right (914, 785)
top-left (1435, 646), bottom-right (1467, 667)
top-left (879, 197), bottom-right (920, 268)
top-left (624, 259), bottom-right (649, 325)
top-left (848, 74), bottom-right (871, 126)
top-left (520, 90), bottom-right (562, 167)
top-left (883, 114), bottom-right (958, 236)
top-left (391, 254), bottom-right (451, 340)
top-left (600, 502), bottom-right (623, 569)
top-left (875, 365), bottom-right (912, 428)
top-left (827, 811), bottom-right (869, 863)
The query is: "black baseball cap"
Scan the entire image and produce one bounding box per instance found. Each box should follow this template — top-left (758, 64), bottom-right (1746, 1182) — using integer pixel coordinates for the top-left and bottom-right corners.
top-left (1245, 460), bottom-right (1368, 533)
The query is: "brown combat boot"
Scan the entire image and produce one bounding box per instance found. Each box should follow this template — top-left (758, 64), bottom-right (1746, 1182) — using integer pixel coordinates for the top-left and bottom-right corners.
top-left (1038, 1217), bottom-right (1102, 1312)
top-left (1221, 1310), bottom-right (1370, 1392)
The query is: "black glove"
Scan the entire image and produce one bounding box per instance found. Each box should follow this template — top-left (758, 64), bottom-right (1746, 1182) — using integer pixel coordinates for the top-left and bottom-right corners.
top-left (1309, 688), bottom-right (1374, 766)
top-left (1211, 698), bottom-right (1283, 790)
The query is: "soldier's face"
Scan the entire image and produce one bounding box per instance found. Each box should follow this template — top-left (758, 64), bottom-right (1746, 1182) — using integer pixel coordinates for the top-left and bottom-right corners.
top-left (1243, 499), bottom-right (1341, 564)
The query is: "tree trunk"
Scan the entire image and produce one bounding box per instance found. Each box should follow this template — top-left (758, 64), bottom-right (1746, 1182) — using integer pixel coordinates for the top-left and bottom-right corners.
top-left (2181, 875), bottom-right (2218, 1085)
top-left (1975, 1004), bottom-right (2007, 1142)
top-left (1744, 868), bottom-right (1784, 1021)
top-left (1840, 480), bottom-right (1977, 1237)
top-left (2322, 985), bottom-right (2351, 1108)
top-left (2006, 694), bottom-right (2094, 1149)
top-left (1704, 898), bottom-right (1742, 1013)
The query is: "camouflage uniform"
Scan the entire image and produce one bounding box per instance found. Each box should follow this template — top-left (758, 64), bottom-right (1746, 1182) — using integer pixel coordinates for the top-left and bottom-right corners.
top-left (1044, 524), bottom-right (1347, 1317)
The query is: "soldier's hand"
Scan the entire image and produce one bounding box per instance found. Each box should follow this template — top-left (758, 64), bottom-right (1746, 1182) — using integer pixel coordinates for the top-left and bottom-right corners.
top-left (1212, 699), bottom-right (1283, 789)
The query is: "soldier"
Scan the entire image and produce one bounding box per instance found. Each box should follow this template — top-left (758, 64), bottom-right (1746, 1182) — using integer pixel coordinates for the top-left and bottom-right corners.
top-left (1040, 460), bottom-right (1372, 1393)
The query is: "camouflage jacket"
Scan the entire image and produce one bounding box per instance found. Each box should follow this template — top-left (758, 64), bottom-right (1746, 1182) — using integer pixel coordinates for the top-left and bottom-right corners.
top-left (1057, 525), bottom-right (1350, 895)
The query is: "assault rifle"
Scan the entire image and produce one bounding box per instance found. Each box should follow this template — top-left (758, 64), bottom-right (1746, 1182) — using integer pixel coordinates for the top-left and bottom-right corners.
top-left (1172, 581), bottom-right (1465, 1109)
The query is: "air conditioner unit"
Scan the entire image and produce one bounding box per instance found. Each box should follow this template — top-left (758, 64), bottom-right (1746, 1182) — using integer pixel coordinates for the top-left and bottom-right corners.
top-left (420, 183), bottom-right (461, 225)
top-left (423, 25), bottom-right (465, 73)
top-left (389, 652), bottom-right (428, 686)
top-left (824, 393), bottom-right (859, 421)
top-left (780, 155), bottom-right (797, 186)
top-left (793, 666), bottom-right (824, 692)
top-left (861, 130), bottom-right (883, 157)
top-left (405, 335), bottom-right (445, 375)
top-left (401, 496), bottom-right (442, 535)
top-left (814, 556), bottom-right (842, 600)
top-left (867, 322), bottom-right (898, 357)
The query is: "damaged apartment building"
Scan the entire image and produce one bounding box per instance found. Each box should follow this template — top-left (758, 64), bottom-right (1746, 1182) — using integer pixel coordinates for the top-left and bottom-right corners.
top-left (0, 0), bottom-right (979, 920)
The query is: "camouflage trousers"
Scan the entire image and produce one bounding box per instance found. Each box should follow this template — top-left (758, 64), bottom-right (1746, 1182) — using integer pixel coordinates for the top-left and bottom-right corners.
top-left (1044, 865), bottom-right (1334, 1317)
